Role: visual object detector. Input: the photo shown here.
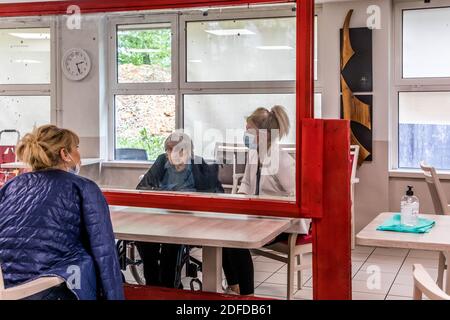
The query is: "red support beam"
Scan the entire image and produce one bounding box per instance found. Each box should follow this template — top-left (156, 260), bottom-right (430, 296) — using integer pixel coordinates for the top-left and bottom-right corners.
top-left (310, 119), bottom-right (352, 300)
top-left (0, 0), bottom-right (292, 17)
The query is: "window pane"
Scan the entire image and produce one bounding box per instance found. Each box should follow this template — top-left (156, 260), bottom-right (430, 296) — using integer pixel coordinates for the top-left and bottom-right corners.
top-left (115, 95), bottom-right (175, 161)
top-left (0, 96), bottom-right (51, 145)
top-left (314, 93), bottom-right (322, 118)
top-left (117, 23), bottom-right (172, 83)
top-left (184, 94), bottom-right (296, 160)
top-left (399, 92), bottom-right (450, 169)
top-left (186, 17), bottom-right (296, 82)
top-left (403, 8), bottom-right (450, 78)
top-left (0, 28), bottom-right (50, 84)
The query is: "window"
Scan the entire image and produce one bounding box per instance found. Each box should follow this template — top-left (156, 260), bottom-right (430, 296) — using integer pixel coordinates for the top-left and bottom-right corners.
top-left (108, 6), bottom-right (298, 198)
top-left (110, 16), bottom-right (177, 161)
top-left (0, 23), bottom-right (53, 139)
top-left (117, 23), bottom-right (172, 83)
top-left (181, 9), bottom-right (296, 163)
top-left (0, 27), bottom-right (51, 84)
top-left (115, 95), bottom-right (176, 160)
top-left (403, 7), bottom-right (450, 79)
top-left (186, 17), bottom-right (295, 82)
top-left (394, 1), bottom-right (450, 170)
top-left (184, 93), bottom-right (295, 159)
top-left (110, 9), bottom-right (297, 162)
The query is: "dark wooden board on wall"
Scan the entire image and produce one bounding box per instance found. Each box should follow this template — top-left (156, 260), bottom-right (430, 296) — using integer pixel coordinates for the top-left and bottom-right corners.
top-left (340, 94), bottom-right (373, 162)
top-left (340, 27), bottom-right (373, 93)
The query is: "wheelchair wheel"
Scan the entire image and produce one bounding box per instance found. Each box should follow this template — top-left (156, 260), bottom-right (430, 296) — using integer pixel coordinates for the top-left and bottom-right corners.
top-left (128, 242), bottom-right (146, 285)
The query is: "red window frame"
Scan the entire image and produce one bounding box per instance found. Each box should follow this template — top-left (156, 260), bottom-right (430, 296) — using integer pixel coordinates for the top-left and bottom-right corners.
top-left (0, 0), bottom-right (352, 299)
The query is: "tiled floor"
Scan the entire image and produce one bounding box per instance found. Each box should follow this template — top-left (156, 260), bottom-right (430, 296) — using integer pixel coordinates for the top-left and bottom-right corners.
top-left (123, 246), bottom-right (446, 300)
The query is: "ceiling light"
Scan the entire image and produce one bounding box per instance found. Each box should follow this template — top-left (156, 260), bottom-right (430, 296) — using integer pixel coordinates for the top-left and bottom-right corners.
top-left (205, 29), bottom-right (255, 36)
top-left (256, 46), bottom-right (294, 50)
top-left (9, 33), bottom-right (50, 40)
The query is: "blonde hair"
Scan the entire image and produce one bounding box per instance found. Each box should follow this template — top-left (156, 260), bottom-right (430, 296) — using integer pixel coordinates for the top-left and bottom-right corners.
top-left (16, 125), bottom-right (80, 171)
top-left (247, 105), bottom-right (290, 138)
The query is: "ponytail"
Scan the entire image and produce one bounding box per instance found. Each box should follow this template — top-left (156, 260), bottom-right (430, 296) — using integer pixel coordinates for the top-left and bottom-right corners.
top-left (16, 125), bottom-right (80, 171)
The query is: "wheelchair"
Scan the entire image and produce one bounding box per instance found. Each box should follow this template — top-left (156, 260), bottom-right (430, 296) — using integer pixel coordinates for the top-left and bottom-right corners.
top-left (116, 240), bottom-right (203, 290)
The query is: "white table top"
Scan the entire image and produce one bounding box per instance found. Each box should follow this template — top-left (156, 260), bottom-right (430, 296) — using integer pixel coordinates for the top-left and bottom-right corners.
top-left (0, 158), bottom-right (102, 169)
top-left (356, 212), bottom-right (450, 252)
top-left (110, 206), bottom-right (293, 249)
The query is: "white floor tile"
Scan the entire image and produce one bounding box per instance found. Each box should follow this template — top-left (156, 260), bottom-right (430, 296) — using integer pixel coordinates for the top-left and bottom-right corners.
top-left (403, 257), bottom-right (440, 269)
top-left (254, 261), bottom-right (285, 273)
top-left (351, 292), bottom-right (386, 300)
top-left (254, 271), bottom-right (274, 283)
top-left (353, 270), bottom-right (397, 285)
top-left (366, 255), bottom-right (405, 265)
top-left (353, 246), bottom-right (375, 254)
top-left (264, 272), bottom-right (309, 287)
top-left (351, 252), bottom-right (371, 262)
top-left (293, 288), bottom-right (313, 300)
top-left (352, 279), bottom-right (391, 295)
top-left (388, 283), bottom-right (414, 298)
top-left (373, 247), bottom-right (409, 258)
top-left (360, 261), bottom-right (402, 274)
top-left (255, 283), bottom-right (289, 298)
top-left (385, 295), bottom-right (412, 300)
top-left (407, 249), bottom-right (440, 260)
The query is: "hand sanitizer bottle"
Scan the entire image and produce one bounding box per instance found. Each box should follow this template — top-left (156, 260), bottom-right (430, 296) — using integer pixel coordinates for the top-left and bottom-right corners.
top-left (401, 186), bottom-right (419, 227)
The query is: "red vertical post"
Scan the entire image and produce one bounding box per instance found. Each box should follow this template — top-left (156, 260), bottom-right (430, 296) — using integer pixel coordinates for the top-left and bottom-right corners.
top-left (312, 120), bottom-right (352, 300)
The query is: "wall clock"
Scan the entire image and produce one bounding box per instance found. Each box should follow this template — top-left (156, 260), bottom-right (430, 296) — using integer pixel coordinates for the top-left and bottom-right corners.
top-left (62, 48), bottom-right (92, 81)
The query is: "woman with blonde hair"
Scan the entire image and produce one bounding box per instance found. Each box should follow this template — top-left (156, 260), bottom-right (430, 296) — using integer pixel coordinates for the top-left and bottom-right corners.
top-left (0, 125), bottom-right (124, 300)
top-left (223, 105), bottom-right (310, 295)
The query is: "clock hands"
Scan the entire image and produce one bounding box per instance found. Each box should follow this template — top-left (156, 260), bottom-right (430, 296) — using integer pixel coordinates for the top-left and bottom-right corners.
top-left (75, 61), bottom-right (85, 73)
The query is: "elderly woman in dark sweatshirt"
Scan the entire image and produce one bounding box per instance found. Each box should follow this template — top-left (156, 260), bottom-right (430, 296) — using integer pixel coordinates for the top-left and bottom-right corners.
top-left (135, 132), bottom-right (223, 288)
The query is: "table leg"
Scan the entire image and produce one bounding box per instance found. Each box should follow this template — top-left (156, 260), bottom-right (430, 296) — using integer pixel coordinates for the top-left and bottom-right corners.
top-left (202, 246), bottom-right (222, 293)
top-left (444, 252), bottom-right (450, 295)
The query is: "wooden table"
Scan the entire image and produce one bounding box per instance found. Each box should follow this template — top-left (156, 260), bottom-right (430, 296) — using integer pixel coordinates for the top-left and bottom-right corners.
top-left (110, 206), bottom-right (293, 293)
top-left (357, 212), bottom-right (450, 293)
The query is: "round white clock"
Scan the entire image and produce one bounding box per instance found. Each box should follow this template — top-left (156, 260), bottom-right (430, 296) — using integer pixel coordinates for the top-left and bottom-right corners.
top-left (62, 48), bottom-right (92, 81)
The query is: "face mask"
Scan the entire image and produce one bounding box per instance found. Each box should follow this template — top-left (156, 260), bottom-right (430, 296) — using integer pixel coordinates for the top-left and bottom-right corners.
top-left (67, 154), bottom-right (81, 175)
top-left (244, 132), bottom-right (257, 150)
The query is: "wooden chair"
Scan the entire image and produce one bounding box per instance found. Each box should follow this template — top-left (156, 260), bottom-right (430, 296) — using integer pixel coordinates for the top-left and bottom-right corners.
top-left (420, 162), bottom-right (448, 289)
top-left (350, 145), bottom-right (360, 249)
top-left (252, 228), bottom-right (312, 300)
top-left (413, 264), bottom-right (450, 300)
top-left (251, 146), bottom-right (358, 300)
top-left (0, 265), bottom-right (64, 300)
top-left (214, 143), bottom-right (248, 194)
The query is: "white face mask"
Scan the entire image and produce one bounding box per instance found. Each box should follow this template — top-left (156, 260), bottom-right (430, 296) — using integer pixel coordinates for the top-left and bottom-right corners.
top-left (67, 154), bottom-right (81, 175)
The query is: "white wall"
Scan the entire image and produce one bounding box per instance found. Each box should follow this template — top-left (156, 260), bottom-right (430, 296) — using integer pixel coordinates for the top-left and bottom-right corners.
top-left (58, 13), bottom-right (107, 159)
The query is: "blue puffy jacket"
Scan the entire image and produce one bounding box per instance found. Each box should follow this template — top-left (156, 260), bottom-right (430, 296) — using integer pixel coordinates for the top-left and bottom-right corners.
top-left (0, 169), bottom-right (124, 300)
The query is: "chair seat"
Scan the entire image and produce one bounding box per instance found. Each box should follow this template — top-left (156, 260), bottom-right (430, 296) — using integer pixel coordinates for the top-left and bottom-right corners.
top-left (281, 233), bottom-right (313, 246)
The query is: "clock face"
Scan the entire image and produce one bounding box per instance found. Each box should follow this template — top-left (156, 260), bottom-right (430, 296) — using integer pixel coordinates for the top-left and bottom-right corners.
top-left (62, 48), bottom-right (91, 81)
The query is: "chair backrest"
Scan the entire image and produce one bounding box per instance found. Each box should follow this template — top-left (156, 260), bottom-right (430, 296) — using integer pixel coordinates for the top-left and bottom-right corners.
top-left (413, 264), bottom-right (450, 300)
top-left (115, 148), bottom-right (148, 161)
top-left (0, 264), bottom-right (64, 300)
top-left (420, 162), bottom-right (450, 215)
top-left (350, 145), bottom-right (360, 183)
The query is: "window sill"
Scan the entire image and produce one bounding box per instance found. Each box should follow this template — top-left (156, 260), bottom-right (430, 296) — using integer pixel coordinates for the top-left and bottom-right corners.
top-left (101, 161), bottom-right (153, 169)
top-left (389, 169), bottom-right (450, 180)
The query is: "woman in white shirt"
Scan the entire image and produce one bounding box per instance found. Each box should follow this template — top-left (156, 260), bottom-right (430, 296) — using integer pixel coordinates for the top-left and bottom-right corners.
top-left (223, 105), bottom-right (310, 295)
